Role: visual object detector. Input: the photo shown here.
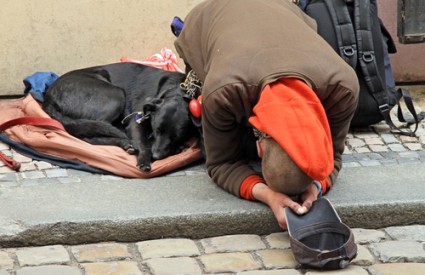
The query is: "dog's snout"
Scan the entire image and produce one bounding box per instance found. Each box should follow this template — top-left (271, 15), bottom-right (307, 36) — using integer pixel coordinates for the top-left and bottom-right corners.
top-left (151, 140), bottom-right (177, 161)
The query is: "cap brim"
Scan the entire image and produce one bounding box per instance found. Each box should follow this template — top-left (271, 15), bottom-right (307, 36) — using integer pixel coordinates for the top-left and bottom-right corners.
top-left (285, 198), bottom-right (341, 236)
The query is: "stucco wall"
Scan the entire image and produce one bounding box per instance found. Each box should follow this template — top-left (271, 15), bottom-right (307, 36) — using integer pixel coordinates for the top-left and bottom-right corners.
top-left (0, 0), bottom-right (424, 96)
top-left (0, 0), bottom-right (203, 96)
top-left (378, 0), bottom-right (425, 83)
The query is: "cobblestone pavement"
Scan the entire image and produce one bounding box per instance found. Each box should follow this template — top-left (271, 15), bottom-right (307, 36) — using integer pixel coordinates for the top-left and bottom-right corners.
top-left (1, 118), bottom-right (425, 274)
top-left (0, 226), bottom-right (424, 274)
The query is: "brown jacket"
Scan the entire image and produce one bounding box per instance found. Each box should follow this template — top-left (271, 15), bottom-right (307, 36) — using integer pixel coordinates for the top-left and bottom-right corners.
top-left (174, 0), bottom-right (359, 196)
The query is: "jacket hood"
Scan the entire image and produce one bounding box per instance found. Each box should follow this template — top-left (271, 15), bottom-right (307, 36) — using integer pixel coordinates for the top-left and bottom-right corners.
top-left (249, 78), bottom-right (333, 180)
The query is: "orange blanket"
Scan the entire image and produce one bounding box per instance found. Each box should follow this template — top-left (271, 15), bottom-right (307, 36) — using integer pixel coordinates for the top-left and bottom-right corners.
top-left (0, 95), bottom-right (203, 178)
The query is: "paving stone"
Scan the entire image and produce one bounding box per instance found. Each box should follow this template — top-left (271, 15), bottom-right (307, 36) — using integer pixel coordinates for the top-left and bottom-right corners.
top-left (0, 251), bottom-right (14, 269)
top-left (0, 167), bottom-right (15, 174)
top-left (354, 147), bottom-right (371, 153)
top-left (399, 135), bottom-right (419, 143)
top-left (379, 151), bottom-right (399, 159)
top-left (16, 265), bottom-right (82, 275)
top-left (11, 152), bottom-right (32, 163)
top-left (21, 171), bottom-right (45, 179)
top-left (380, 134), bottom-right (400, 144)
top-left (405, 143), bottom-right (423, 151)
top-left (352, 228), bottom-right (387, 244)
top-left (369, 145), bottom-right (389, 152)
top-left (71, 243), bottom-right (131, 262)
top-left (200, 234), bottom-right (266, 254)
top-left (388, 144), bottom-right (407, 152)
top-left (137, 238), bottom-right (200, 260)
top-left (343, 162), bottom-right (361, 168)
top-left (397, 157), bottom-right (420, 164)
top-left (19, 163), bottom-right (37, 172)
top-left (369, 241), bottom-right (425, 263)
top-left (15, 245), bottom-right (70, 266)
top-left (364, 137), bottom-right (384, 145)
top-left (351, 153), bottom-right (370, 161)
top-left (239, 270), bottom-right (301, 275)
top-left (352, 245), bottom-right (375, 266)
top-left (39, 178), bottom-right (61, 186)
top-left (353, 132), bottom-right (380, 139)
top-left (34, 161), bottom-right (53, 170)
top-left (366, 153), bottom-right (384, 160)
top-left (413, 127), bottom-right (425, 137)
top-left (342, 154), bottom-right (356, 162)
top-left (81, 261), bottom-right (142, 275)
top-left (0, 173), bottom-right (18, 182)
top-left (346, 138), bottom-right (365, 148)
top-left (380, 159), bottom-right (398, 166)
top-left (0, 181), bottom-right (18, 188)
top-left (305, 265), bottom-right (368, 274)
top-left (21, 179), bottom-right (41, 187)
top-left (359, 160), bottom-right (381, 167)
top-left (398, 151), bottom-right (420, 159)
top-left (145, 257), bottom-right (202, 274)
top-left (384, 225), bottom-right (425, 242)
top-left (58, 177), bottom-right (82, 184)
top-left (419, 136), bottom-right (425, 144)
top-left (0, 270), bottom-right (9, 275)
top-left (45, 169), bottom-right (68, 178)
top-left (66, 170), bottom-right (99, 180)
top-left (368, 263), bottom-right (425, 275)
top-left (199, 252), bottom-right (261, 273)
top-left (255, 249), bottom-right (298, 269)
top-left (265, 232), bottom-right (291, 249)
top-left (100, 175), bottom-right (123, 181)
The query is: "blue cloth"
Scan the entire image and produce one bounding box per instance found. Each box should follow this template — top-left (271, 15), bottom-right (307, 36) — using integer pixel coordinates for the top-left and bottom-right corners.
top-left (171, 16), bottom-right (184, 37)
top-left (23, 72), bottom-right (59, 102)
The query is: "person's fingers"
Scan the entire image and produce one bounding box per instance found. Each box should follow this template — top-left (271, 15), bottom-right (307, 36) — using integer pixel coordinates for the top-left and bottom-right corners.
top-left (302, 197), bottom-right (314, 210)
top-left (286, 200), bottom-right (306, 215)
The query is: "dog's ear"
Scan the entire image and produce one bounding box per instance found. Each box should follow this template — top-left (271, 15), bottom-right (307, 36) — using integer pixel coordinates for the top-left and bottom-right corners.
top-left (143, 98), bottom-right (163, 113)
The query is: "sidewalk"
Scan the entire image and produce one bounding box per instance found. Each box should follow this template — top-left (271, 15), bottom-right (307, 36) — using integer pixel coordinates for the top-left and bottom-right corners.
top-left (1, 95), bottom-right (425, 274)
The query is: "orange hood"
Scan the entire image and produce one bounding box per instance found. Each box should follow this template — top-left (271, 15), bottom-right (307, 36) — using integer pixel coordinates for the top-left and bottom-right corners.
top-left (249, 78), bottom-right (333, 180)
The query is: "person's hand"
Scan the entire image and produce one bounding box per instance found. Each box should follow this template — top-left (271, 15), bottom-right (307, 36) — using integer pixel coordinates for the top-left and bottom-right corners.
top-left (300, 181), bottom-right (321, 210)
top-left (252, 182), bottom-right (321, 229)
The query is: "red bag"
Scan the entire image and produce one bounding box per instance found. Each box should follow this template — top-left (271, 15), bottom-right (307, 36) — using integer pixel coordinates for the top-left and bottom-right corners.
top-left (0, 95), bottom-right (203, 177)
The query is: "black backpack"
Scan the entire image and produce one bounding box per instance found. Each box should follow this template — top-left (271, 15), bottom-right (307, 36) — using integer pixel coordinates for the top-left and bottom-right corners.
top-left (298, 0), bottom-right (423, 135)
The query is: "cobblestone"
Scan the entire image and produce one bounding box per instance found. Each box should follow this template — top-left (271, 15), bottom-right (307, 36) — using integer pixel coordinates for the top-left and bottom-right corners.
top-left (0, 226), bottom-right (422, 274)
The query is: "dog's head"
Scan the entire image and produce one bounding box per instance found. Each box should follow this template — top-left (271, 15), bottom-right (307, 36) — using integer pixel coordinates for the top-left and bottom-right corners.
top-left (143, 89), bottom-right (194, 160)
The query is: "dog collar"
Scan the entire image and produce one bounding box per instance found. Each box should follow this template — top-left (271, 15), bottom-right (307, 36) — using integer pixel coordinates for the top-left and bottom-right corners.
top-left (121, 111), bottom-right (150, 125)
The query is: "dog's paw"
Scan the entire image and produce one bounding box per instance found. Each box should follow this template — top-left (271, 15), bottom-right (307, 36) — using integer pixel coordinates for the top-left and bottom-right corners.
top-left (137, 163), bottom-right (152, 172)
top-left (125, 144), bottom-right (137, 154)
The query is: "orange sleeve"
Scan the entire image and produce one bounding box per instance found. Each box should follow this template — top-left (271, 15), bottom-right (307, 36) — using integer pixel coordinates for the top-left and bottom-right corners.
top-left (319, 177), bottom-right (331, 194)
top-left (239, 174), bottom-right (264, 201)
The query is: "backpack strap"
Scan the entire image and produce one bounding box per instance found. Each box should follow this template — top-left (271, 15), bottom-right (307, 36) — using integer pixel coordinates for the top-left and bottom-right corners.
top-left (354, 0), bottom-right (419, 136)
top-left (323, 0), bottom-right (357, 68)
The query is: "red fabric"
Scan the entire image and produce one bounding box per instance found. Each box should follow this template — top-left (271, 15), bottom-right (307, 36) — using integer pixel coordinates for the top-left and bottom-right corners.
top-left (248, 78), bottom-right (333, 181)
top-left (0, 95), bottom-right (203, 177)
top-left (319, 177), bottom-right (331, 194)
top-left (240, 174), bottom-right (264, 200)
top-left (121, 48), bottom-right (184, 73)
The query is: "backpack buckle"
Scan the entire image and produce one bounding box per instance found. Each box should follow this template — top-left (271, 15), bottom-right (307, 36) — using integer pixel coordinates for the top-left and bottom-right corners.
top-left (362, 52), bottom-right (375, 63)
top-left (379, 104), bottom-right (390, 113)
top-left (342, 46), bottom-right (355, 57)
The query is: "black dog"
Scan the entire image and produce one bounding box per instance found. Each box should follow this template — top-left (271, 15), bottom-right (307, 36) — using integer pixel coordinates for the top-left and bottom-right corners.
top-left (42, 62), bottom-right (196, 171)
